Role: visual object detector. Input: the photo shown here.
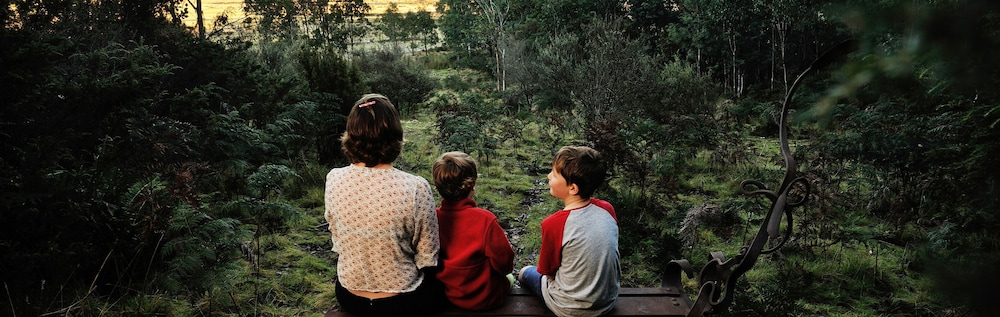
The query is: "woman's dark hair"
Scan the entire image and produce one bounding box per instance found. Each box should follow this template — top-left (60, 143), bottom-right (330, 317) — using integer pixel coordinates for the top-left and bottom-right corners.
top-left (340, 93), bottom-right (403, 166)
top-left (553, 146), bottom-right (606, 199)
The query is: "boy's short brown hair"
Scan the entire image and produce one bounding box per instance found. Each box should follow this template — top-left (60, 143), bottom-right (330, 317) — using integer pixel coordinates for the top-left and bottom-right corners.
top-left (340, 94), bottom-right (403, 167)
top-left (432, 152), bottom-right (478, 201)
top-left (553, 146), bottom-right (606, 199)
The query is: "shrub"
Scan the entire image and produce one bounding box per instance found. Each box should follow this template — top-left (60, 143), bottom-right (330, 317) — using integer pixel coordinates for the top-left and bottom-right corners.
top-left (351, 45), bottom-right (436, 116)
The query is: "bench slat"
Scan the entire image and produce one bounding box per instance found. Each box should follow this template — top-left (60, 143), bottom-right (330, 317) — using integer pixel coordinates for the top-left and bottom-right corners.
top-left (325, 287), bottom-right (691, 317)
top-left (436, 288), bottom-right (552, 316)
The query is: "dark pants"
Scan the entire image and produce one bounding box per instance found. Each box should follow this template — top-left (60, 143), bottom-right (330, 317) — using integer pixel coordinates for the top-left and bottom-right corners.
top-left (335, 275), bottom-right (448, 317)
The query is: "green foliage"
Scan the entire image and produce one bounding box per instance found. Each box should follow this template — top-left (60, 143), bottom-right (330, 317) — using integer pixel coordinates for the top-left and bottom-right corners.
top-left (298, 47), bottom-right (365, 109)
top-left (410, 10), bottom-right (441, 51)
top-left (351, 46), bottom-right (437, 115)
top-left (656, 0), bottom-right (849, 95)
top-left (243, 0), bottom-right (369, 45)
top-left (5, 0), bottom-right (1000, 316)
top-left (377, 3), bottom-right (406, 41)
top-left (724, 261), bottom-right (807, 317)
top-left (436, 0), bottom-right (493, 71)
top-left (248, 164), bottom-right (300, 199)
top-left (242, 0), bottom-right (301, 34)
top-left (415, 51), bottom-right (453, 70)
top-left (509, 0), bottom-right (627, 41)
top-left (296, 47), bottom-right (363, 165)
top-left (801, 3), bottom-right (1000, 314)
top-left (0, 0), bottom-right (327, 314)
top-left (426, 87), bottom-right (504, 163)
top-left (161, 203), bottom-right (251, 293)
top-left (603, 187), bottom-right (685, 286)
top-left (2, 30), bottom-right (198, 316)
top-left (374, 4), bottom-right (438, 48)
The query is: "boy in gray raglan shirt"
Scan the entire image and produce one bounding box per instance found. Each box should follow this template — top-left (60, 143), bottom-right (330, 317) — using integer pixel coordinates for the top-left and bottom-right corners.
top-left (518, 146), bottom-right (620, 317)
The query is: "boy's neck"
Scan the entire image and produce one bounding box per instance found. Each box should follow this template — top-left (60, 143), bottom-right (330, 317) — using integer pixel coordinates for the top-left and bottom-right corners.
top-left (562, 196), bottom-right (590, 210)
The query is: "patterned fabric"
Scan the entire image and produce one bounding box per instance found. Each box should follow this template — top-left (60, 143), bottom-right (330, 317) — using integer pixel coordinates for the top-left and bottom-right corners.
top-left (325, 165), bottom-right (440, 293)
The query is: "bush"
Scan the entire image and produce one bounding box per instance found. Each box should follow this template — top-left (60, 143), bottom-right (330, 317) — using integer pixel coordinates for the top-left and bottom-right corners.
top-left (351, 45), bottom-right (437, 116)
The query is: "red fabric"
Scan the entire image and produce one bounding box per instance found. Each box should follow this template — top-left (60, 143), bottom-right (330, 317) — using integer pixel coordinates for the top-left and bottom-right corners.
top-left (537, 198), bottom-right (617, 276)
top-left (435, 198), bottom-right (515, 310)
top-left (538, 209), bottom-right (569, 276)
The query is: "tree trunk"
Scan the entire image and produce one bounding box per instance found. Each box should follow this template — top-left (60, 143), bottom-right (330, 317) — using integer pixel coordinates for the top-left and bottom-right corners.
top-left (196, 0), bottom-right (205, 39)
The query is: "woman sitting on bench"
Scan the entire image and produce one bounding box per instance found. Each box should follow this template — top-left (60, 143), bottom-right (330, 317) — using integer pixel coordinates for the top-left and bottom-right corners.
top-left (324, 94), bottom-right (447, 317)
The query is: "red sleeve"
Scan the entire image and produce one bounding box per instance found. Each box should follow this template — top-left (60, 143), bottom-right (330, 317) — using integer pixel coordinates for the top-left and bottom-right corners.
top-left (485, 218), bottom-right (515, 274)
top-left (591, 198), bottom-right (618, 224)
top-left (537, 210), bottom-right (569, 276)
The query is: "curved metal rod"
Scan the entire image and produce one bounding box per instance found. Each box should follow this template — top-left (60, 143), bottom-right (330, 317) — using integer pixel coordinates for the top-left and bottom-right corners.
top-left (739, 179), bottom-right (778, 200)
top-left (762, 177), bottom-right (810, 254)
top-left (678, 40), bottom-right (858, 317)
top-left (662, 259), bottom-right (694, 288)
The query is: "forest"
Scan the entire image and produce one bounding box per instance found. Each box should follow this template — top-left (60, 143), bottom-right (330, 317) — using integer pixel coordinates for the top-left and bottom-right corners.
top-left (2, 0), bottom-right (999, 316)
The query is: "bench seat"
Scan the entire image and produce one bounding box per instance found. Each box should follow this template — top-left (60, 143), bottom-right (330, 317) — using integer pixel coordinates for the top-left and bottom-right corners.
top-left (325, 287), bottom-right (691, 317)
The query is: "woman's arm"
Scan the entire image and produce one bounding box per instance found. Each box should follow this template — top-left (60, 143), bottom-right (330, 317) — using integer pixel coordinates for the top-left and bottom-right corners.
top-left (412, 179), bottom-right (440, 269)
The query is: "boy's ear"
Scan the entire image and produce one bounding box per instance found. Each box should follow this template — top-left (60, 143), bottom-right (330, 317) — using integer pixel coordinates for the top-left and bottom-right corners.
top-left (568, 183), bottom-right (580, 196)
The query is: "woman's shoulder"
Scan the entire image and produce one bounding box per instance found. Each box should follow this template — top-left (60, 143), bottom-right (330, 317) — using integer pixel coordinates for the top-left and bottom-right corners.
top-left (325, 166), bottom-right (344, 176)
top-left (325, 165), bottom-right (353, 178)
top-left (380, 169), bottom-right (431, 191)
top-left (394, 169), bottom-right (430, 182)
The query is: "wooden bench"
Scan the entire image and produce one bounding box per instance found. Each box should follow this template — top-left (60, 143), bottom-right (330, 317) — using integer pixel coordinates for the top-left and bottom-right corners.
top-left (324, 287), bottom-right (692, 317)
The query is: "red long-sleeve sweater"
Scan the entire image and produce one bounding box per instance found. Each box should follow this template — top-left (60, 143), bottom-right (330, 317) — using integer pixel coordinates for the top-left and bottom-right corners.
top-left (435, 198), bottom-right (516, 311)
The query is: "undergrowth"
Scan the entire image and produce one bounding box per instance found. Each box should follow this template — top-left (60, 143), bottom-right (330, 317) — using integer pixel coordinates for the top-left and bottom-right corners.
top-left (27, 65), bottom-right (953, 317)
top-left (42, 108), bottom-right (943, 316)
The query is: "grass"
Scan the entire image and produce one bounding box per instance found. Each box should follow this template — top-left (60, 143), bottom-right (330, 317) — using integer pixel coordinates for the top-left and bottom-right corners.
top-left (44, 65), bottom-right (954, 317)
top-left (227, 104), bottom-right (946, 317)
top-left (55, 127), bottom-right (925, 317)
top-left (246, 107), bottom-right (564, 316)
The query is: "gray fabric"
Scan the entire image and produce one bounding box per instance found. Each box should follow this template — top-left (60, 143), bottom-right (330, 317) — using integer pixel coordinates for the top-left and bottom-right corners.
top-left (542, 204), bottom-right (620, 317)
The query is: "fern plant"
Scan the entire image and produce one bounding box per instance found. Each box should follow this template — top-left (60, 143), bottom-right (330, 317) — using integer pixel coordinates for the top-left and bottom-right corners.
top-left (161, 202), bottom-right (251, 293)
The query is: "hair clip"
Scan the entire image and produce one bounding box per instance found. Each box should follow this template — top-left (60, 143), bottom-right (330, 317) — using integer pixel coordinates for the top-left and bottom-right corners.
top-left (359, 101), bottom-right (377, 108)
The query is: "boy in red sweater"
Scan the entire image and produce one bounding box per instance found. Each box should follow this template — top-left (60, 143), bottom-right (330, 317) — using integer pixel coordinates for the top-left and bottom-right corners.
top-left (432, 151), bottom-right (516, 311)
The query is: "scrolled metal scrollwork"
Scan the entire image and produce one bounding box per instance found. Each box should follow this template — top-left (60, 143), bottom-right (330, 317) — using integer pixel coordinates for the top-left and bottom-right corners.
top-left (662, 39), bottom-right (858, 317)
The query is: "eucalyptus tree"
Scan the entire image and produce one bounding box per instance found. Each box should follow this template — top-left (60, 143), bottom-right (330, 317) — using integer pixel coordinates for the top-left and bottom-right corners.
top-left (438, 0), bottom-right (629, 89)
top-left (339, 0), bottom-right (372, 48)
top-left (625, 0), bottom-right (680, 47)
top-left (309, 0), bottom-right (373, 49)
top-left (438, 0), bottom-right (492, 71)
top-left (659, 0), bottom-right (845, 95)
top-left (244, 0), bottom-right (366, 48)
top-left (377, 3), bottom-right (404, 41)
top-left (190, 0), bottom-right (207, 38)
top-left (244, 0), bottom-right (310, 37)
top-left (756, 0), bottom-right (798, 90)
top-left (473, 0), bottom-right (511, 91)
top-left (517, 0), bottom-right (626, 36)
top-left (404, 9), bottom-right (439, 52)
top-left (690, 0), bottom-right (755, 96)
